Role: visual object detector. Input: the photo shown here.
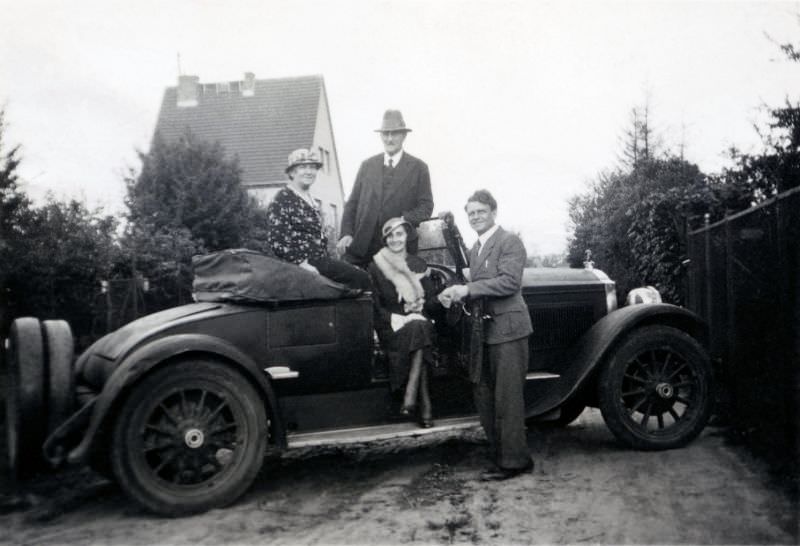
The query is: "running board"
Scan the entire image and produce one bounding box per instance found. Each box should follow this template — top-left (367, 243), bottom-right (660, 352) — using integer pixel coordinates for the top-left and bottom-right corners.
top-left (287, 416), bottom-right (480, 448)
top-left (526, 372), bottom-right (560, 380)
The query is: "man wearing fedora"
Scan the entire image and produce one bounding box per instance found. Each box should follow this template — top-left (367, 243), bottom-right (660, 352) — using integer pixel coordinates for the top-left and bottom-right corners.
top-left (337, 110), bottom-right (434, 267)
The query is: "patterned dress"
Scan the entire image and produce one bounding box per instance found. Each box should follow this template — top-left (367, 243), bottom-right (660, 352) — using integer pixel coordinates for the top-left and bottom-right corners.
top-left (266, 187), bottom-right (328, 264)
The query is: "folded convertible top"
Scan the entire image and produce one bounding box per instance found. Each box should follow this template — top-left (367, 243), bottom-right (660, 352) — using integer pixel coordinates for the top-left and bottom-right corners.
top-left (192, 249), bottom-right (362, 303)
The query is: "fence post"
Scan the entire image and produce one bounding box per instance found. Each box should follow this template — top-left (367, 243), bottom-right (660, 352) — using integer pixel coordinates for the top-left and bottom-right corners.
top-left (104, 281), bottom-right (112, 333)
top-left (703, 213), bottom-right (712, 333)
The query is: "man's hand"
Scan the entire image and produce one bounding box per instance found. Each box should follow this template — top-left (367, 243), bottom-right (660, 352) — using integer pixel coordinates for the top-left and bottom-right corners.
top-left (437, 284), bottom-right (469, 308)
top-left (299, 260), bottom-right (319, 274)
top-left (336, 235), bottom-right (353, 256)
top-left (437, 290), bottom-right (453, 309)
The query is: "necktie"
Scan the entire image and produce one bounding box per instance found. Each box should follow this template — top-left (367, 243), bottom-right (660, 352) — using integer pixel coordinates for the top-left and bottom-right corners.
top-left (388, 158), bottom-right (393, 168)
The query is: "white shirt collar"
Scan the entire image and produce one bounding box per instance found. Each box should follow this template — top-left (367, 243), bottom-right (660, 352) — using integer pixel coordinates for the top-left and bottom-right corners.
top-left (384, 149), bottom-right (404, 167)
top-left (477, 224), bottom-right (499, 251)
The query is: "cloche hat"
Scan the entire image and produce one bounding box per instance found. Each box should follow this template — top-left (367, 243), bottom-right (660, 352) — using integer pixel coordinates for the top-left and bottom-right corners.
top-left (381, 217), bottom-right (412, 241)
top-left (285, 148), bottom-right (323, 173)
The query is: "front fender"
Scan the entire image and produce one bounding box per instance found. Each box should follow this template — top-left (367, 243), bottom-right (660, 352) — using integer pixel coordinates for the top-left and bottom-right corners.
top-left (66, 333), bottom-right (286, 465)
top-left (527, 303), bottom-right (707, 416)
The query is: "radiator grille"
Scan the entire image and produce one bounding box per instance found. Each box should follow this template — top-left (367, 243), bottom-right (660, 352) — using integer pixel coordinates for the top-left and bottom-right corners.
top-left (528, 304), bottom-right (595, 349)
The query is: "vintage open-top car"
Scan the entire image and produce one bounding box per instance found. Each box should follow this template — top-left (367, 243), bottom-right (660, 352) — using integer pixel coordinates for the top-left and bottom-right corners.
top-left (3, 215), bottom-right (713, 516)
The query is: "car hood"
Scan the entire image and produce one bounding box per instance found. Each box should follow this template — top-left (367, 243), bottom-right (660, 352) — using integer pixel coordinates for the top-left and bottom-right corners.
top-left (521, 267), bottom-right (612, 286)
top-left (464, 267), bottom-right (612, 286)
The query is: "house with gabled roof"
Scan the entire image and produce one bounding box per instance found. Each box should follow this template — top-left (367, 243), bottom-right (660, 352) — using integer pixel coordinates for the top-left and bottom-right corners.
top-left (152, 72), bottom-right (344, 237)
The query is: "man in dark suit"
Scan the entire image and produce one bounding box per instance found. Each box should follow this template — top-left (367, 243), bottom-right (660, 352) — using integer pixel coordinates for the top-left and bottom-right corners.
top-left (438, 189), bottom-right (534, 480)
top-left (337, 110), bottom-right (434, 267)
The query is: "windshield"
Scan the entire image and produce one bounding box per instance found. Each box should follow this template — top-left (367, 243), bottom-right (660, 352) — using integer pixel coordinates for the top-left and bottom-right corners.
top-left (417, 218), bottom-right (461, 269)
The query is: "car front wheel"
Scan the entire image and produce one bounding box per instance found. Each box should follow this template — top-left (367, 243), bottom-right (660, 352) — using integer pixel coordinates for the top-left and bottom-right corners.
top-left (598, 325), bottom-right (712, 450)
top-left (111, 359), bottom-right (267, 516)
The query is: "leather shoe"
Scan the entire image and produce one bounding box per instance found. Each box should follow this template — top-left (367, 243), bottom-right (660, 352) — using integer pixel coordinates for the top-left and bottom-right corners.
top-left (418, 417), bottom-right (434, 428)
top-left (479, 460), bottom-right (534, 481)
top-left (387, 404), bottom-right (410, 422)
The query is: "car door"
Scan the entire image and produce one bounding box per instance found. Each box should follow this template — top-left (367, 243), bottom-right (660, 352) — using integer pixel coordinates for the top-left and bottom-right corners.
top-left (264, 295), bottom-right (374, 393)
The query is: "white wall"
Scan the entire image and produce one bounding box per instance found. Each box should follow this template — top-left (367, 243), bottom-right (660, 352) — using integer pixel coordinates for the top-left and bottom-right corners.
top-left (311, 91), bottom-right (344, 239)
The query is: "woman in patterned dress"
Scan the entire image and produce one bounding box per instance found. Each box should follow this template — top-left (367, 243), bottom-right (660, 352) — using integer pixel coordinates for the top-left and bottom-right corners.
top-left (266, 149), bottom-right (370, 290)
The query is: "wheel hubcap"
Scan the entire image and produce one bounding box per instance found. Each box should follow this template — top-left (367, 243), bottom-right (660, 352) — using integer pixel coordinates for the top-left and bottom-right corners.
top-left (655, 382), bottom-right (674, 399)
top-left (619, 348), bottom-right (699, 432)
top-left (138, 388), bottom-right (241, 486)
top-left (184, 428), bottom-right (205, 448)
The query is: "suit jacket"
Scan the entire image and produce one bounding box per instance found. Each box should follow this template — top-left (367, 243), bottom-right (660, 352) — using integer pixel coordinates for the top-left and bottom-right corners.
top-left (340, 152), bottom-right (433, 261)
top-left (467, 226), bottom-right (533, 345)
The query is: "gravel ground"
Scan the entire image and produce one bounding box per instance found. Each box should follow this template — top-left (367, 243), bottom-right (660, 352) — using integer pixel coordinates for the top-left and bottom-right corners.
top-left (0, 408), bottom-right (797, 545)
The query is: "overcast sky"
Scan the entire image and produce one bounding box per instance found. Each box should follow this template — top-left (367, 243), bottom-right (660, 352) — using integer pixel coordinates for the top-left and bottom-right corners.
top-left (2, 0), bottom-right (798, 254)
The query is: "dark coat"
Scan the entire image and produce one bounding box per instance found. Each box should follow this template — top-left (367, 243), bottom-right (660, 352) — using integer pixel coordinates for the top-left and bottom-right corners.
top-left (368, 254), bottom-right (439, 390)
top-left (368, 254), bottom-right (439, 348)
top-left (341, 152), bottom-right (433, 262)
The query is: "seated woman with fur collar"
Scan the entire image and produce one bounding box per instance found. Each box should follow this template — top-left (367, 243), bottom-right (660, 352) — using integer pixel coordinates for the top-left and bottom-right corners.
top-left (368, 217), bottom-right (442, 428)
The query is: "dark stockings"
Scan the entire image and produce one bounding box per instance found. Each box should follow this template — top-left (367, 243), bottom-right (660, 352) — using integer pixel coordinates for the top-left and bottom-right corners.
top-left (402, 349), bottom-right (432, 421)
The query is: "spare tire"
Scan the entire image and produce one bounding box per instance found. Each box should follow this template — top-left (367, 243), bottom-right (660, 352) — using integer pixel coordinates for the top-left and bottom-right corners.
top-left (43, 320), bottom-right (75, 435)
top-left (5, 317), bottom-right (46, 479)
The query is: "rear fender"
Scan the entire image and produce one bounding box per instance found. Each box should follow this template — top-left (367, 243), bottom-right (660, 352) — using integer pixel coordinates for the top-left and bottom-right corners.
top-left (65, 333), bottom-right (285, 465)
top-left (527, 303), bottom-right (707, 416)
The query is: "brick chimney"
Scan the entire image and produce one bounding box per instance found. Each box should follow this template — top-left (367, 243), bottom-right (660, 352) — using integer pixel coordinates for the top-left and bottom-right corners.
top-left (242, 72), bottom-right (255, 97)
top-left (177, 75), bottom-right (199, 107)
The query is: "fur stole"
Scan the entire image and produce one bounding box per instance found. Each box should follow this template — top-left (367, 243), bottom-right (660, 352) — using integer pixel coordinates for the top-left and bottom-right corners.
top-left (373, 248), bottom-right (427, 307)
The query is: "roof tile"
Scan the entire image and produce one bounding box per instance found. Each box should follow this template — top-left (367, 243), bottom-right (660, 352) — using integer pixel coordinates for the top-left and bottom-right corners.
top-left (153, 75), bottom-right (322, 186)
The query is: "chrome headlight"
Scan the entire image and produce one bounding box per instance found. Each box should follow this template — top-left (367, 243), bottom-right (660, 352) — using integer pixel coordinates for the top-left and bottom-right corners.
top-left (626, 286), bottom-right (662, 305)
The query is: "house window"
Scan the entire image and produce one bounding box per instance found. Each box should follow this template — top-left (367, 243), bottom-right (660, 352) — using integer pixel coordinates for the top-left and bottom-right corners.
top-left (329, 203), bottom-right (339, 237)
top-left (217, 82), bottom-right (231, 94)
top-left (318, 146), bottom-right (326, 173)
top-left (324, 150), bottom-right (331, 174)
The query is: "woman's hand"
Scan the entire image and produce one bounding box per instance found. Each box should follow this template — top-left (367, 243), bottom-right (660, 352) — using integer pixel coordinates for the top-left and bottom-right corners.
top-left (299, 260), bottom-right (320, 274)
top-left (404, 298), bottom-right (424, 313)
top-left (336, 235), bottom-right (353, 256)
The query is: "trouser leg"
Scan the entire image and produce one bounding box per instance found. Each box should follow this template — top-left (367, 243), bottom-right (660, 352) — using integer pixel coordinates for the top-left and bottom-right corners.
top-left (309, 256), bottom-right (371, 290)
top-left (488, 338), bottom-right (531, 470)
top-left (473, 353), bottom-right (496, 456)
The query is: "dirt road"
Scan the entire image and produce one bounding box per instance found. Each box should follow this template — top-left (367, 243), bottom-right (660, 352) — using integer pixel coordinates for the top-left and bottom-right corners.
top-left (1, 409), bottom-right (797, 545)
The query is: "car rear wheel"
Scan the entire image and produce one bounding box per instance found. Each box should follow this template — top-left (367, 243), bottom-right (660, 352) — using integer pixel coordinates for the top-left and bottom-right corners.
top-left (110, 359), bottom-right (267, 516)
top-left (598, 325), bottom-right (712, 450)
top-left (4, 317), bottom-right (46, 479)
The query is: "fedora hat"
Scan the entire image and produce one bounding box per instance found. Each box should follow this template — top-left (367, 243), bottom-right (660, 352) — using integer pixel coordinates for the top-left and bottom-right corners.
top-left (285, 148), bottom-right (323, 173)
top-left (375, 109), bottom-right (412, 133)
